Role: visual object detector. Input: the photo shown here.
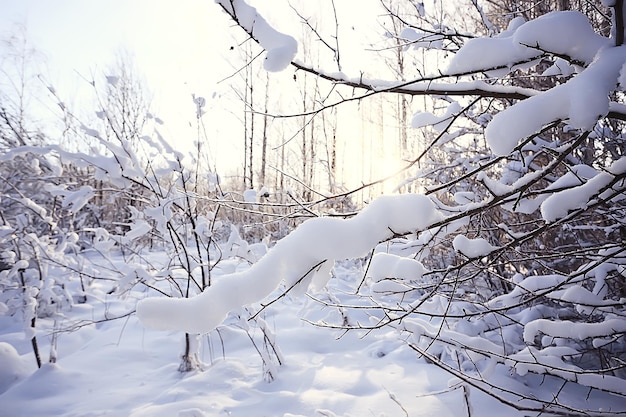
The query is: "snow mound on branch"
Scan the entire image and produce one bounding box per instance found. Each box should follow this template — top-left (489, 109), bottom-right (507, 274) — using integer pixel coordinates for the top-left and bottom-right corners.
top-left (448, 11), bottom-right (618, 156)
top-left (542, 57), bottom-right (576, 77)
top-left (137, 194), bottom-right (443, 334)
top-left (546, 164), bottom-right (598, 190)
top-left (216, 0), bottom-right (297, 72)
top-left (243, 189), bottom-right (257, 203)
top-left (367, 253), bottom-right (428, 298)
top-left (452, 235), bottom-right (496, 258)
top-left (513, 11), bottom-right (608, 64)
top-left (447, 17), bottom-right (537, 74)
top-left (486, 46), bottom-right (625, 155)
top-left (399, 28), bottom-right (444, 50)
top-left (448, 12), bottom-right (607, 75)
top-left (44, 185), bottom-right (95, 214)
top-left (523, 318), bottom-right (626, 344)
top-left (368, 253), bottom-right (427, 283)
top-left (541, 157), bottom-right (626, 222)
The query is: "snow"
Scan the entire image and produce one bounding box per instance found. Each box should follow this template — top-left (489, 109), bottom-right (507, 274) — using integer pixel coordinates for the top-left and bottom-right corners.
top-left (608, 155), bottom-right (626, 174)
top-left (411, 101), bottom-right (461, 131)
top-left (0, 342), bottom-right (33, 395)
top-left (105, 75), bottom-right (119, 86)
top-left (242, 189), bottom-right (257, 203)
top-left (453, 191), bottom-right (476, 204)
top-left (2, 4), bottom-right (626, 417)
top-left (400, 28), bottom-right (444, 50)
top-left (541, 157), bottom-right (626, 222)
top-left (546, 164), bottom-right (598, 190)
top-left (452, 235), bottom-right (496, 258)
top-left (1, 208), bottom-right (625, 417)
top-left (487, 274), bottom-right (569, 309)
top-left (513, 11), bottom-right (608, 64)
top-left (2, 250), bottom-right (622, 416)
top-left (215, 0), bottom-right (297, 72)
top-left (553, 285), bottom-right (614, 307)
top-left (524, 318), bottom-right (626, 344)
top-left (368, 252), bottom-right (427, 283)
top-left (448, 12), bottom-right (607, 75)
top-left (137, 194), bottom-right (443, 334)
top-left (448, 11), bottom-right (621, 155)
top-left (485, 45), bottom-right (625, 155)
top-left (44, 185), bottom-right (95, 214)
top-left (0, 252), bottom-right (534, 417)
top-left (367, 253), bottom-right (427, 297)
top-left (542, 57), bottom-right (576, 77)
top-left (80, 125), bottom-right (101, 139)
top-left (121, 219), bottom-right (153, 243)
top-left (447, 17), bottom-right (537, 74)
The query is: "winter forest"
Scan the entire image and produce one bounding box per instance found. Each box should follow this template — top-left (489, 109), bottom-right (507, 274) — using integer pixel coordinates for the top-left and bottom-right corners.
top-left (1, 0), bottom-right (625, 416)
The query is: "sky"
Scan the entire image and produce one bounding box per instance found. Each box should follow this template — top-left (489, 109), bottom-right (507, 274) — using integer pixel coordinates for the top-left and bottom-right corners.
top-left (0, 0), bottom-right (411, 192)
top-left (0, 0), bottom-right (231, 96)
top-left (0, 0), bottom-right (248, 171)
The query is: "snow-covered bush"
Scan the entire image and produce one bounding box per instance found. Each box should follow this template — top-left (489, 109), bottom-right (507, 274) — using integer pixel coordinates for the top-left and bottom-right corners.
top-left (0, 144), bottom-right (86, 368)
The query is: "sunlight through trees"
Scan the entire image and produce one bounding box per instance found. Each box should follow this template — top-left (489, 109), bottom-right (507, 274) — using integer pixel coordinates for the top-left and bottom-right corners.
top-left (1, 1), bottom-right (625, 415)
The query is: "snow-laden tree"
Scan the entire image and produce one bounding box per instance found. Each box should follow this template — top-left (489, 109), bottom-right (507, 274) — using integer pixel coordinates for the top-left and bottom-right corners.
top-left (137, 0), bottom-right (626, 414)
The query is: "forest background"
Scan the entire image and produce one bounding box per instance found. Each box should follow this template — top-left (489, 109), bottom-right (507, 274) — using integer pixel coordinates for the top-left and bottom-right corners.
top-left (1, 1), bottom-right (625, 416)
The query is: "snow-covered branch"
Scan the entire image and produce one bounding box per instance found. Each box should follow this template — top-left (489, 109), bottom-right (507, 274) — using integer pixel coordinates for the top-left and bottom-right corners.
top-left (136, 194), bottom-right (443, 334)
top-left (215, 0), bottom-right (297, 71)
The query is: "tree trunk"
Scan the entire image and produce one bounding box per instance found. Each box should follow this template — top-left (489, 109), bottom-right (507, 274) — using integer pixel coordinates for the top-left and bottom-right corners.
top-left (260, 76), bottom-right (269, 188)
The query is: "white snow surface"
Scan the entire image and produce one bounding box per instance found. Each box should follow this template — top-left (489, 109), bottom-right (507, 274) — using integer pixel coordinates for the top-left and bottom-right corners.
top-left (2, 250), bottom-right (623, 416)
top-left (0, 342), bottom-right (33, 395)
top-left (137, 194), bottom-right (443, 334)
top-left (0, 251), bottom-right (545, 417)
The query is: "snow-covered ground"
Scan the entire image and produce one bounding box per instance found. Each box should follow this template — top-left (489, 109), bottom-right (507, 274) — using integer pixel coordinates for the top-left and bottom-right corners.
top-left (0, 254), bottom-right (503, 417)
top-left (0, 253), bottom-right (623, 417)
